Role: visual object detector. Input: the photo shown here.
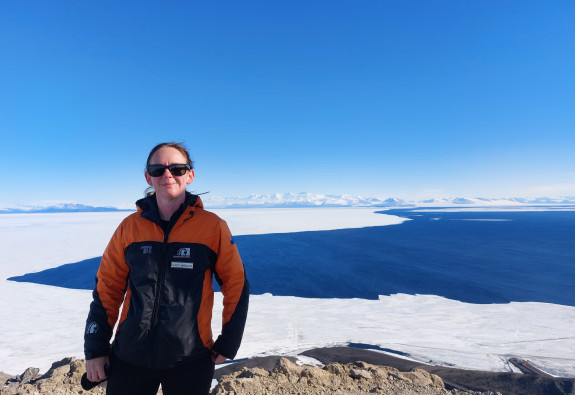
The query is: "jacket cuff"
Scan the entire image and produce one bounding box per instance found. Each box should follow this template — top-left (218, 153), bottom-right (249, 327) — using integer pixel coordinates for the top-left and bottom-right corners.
top-left (212, 336), bottom-right (238, 360)
top-left (84, 343), bottom-right (111, 360)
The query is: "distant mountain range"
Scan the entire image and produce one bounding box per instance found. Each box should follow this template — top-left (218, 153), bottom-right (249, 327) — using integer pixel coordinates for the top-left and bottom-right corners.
top-left (202, 193), bottom-right (575, 208)
top-left (2, 193), bottom-right (575, 213)
top-left (0, 203), bottom-right (131, 214)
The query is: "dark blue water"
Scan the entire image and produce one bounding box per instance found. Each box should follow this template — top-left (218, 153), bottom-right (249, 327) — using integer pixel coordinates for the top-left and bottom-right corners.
top-left (9, 210), bottom-right (575, 306)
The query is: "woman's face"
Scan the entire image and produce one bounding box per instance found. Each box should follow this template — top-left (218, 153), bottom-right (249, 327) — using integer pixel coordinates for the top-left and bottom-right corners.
top-left (145, 147), bottom-right (194, 201)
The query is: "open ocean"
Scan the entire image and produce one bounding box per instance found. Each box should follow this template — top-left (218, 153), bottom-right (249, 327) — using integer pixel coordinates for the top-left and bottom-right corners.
top-left (10, 209), bottom-right (575, 307)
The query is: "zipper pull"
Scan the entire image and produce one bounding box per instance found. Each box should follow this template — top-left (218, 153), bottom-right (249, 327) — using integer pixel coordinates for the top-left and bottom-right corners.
top-left (183, 210), bottom-right (195, 222)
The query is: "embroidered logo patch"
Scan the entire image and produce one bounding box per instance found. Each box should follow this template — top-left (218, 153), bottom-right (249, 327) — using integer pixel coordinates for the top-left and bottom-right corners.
top-left (175, 248), bottom-right (191, 258)
top-left (86, 322), bottom-right (99, 335)
top-left (141, 245), bottom-right (152, 254)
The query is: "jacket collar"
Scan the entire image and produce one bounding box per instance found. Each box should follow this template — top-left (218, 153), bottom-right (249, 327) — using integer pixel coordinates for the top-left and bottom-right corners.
top-left (136, 193), bottom-right (202, 225)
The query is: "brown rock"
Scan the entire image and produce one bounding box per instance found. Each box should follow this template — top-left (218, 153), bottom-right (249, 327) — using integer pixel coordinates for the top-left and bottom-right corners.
top-left (398, 369), bottom-right (441, 387)
top-left (0, 358), bottom-right (106, 395)
top-left (349, 368), bottom-right (372, 380)
top-left (211, 356), bottom-right (484, 395)
top-left (1, 356), bottom-right (500, 395)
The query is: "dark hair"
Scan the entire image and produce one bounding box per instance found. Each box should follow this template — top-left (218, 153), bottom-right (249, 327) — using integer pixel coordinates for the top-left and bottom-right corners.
top-left (145, 142), bottom-right (194, 197)
top-left (146, 142), bottom-right (194, 168)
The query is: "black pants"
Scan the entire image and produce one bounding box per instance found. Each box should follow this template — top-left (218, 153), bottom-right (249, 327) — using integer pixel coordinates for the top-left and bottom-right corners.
top-left (106, 352), bottom-right (215, 395)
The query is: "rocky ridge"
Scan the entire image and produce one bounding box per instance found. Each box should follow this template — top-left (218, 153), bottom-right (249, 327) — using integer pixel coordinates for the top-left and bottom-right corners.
top-left (0, 358), bottom-right (104, 395)
top-left (212, 357), bottom-right (497, 395)
top-left (1, 357), bottom-right (498, 395)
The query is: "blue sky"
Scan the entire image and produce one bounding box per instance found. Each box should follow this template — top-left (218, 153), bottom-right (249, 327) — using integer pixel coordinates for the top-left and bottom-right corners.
top-left (1, 1), bottom-right (574, 208)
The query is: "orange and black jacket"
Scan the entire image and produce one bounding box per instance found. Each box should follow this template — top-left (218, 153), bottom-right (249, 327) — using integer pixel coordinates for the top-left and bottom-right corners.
top-left (84, 193), bottom-right (249, 369)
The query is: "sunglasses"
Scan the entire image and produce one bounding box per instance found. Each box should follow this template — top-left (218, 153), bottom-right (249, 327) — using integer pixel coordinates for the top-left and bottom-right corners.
top-left (147, 164), bottom-right (191, 177)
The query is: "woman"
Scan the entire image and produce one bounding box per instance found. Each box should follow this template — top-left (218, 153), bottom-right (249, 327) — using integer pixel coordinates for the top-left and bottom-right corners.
top-left (84, 142), bottom-right (249, 395)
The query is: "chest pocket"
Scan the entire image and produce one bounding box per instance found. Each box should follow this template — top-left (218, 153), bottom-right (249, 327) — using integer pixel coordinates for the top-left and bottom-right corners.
top-left (163, 243), bottom-right (217, 298)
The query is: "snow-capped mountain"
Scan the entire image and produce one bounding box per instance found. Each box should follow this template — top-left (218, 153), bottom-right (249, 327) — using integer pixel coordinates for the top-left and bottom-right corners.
top-left (0, 202), bottom-right (130, 214)
top-left (201, 193), bottom-right (575, 209)
top-left (2, 194), bottom-right (575, 213)
top-left (202, 192), bottom-right (404, 208)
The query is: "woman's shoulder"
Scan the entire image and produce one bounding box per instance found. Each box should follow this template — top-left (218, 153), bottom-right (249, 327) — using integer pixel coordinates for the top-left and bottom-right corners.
top-left (113, 211), bottom-right (146, 233)
top-left (194, 205), bottom-right (224, 224)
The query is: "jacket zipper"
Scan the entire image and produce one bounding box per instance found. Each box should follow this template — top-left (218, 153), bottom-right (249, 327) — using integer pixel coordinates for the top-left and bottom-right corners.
top-left (151, 230), bottom-right (170, 329)
top-left (148, 224), bottom-right (171, 365)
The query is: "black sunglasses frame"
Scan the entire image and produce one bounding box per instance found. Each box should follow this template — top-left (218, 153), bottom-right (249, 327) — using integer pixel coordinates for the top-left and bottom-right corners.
top-left (147, 164), bottom-right (191, 177)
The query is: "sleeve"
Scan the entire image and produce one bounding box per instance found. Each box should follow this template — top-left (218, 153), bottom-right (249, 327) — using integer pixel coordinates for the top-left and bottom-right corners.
top-left (212, 219), bottom-right (249, 360)
top-left (84, 222), bottom-right (130, 360)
